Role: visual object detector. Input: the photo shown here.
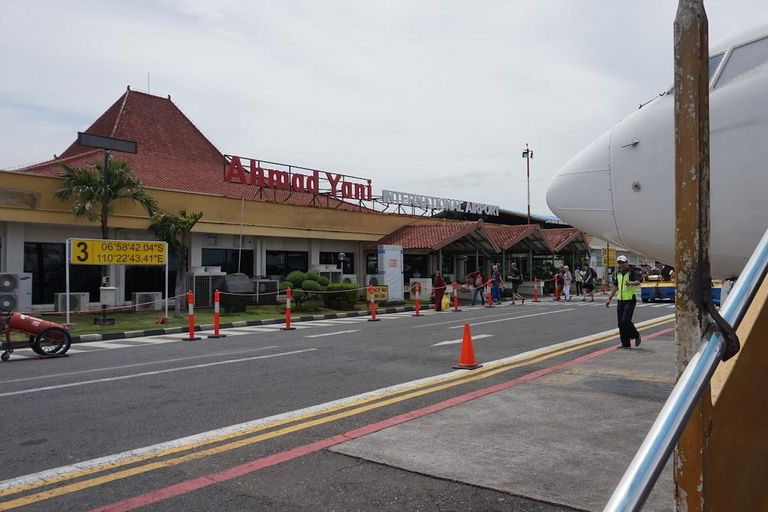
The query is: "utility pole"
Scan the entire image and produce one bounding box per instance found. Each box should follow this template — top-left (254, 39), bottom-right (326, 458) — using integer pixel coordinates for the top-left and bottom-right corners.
top-left (674, 1), bottom-right (712, 510)
top-left (522, 144), bottom-right (533, 224)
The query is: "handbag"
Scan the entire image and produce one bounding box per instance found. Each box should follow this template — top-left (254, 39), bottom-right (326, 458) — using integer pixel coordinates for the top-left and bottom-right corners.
top-left (441, 294), bottom-right (450, 310)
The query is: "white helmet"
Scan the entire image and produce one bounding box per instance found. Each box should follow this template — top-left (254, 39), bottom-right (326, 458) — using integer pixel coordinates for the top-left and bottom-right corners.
top-left (617, 255), bottom-right (628, 263)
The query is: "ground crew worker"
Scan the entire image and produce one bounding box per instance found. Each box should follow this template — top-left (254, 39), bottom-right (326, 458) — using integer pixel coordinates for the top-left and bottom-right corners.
top-left (605, 255), bottom-right (642, 348)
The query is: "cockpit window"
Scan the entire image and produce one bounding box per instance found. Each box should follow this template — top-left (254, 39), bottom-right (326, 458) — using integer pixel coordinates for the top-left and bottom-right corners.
top-left (715, 35), bottom-right (768, 88)
top-left (708, 53), bottom-right (724, 82)
top-left (667, 53), bottom-right (725, 94)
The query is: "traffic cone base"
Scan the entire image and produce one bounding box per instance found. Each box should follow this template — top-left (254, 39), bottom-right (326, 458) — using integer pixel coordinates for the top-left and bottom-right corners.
top-left (453, 323), bottom-right (482, 370)
top-left (207, 334), bottom-right (227, 338)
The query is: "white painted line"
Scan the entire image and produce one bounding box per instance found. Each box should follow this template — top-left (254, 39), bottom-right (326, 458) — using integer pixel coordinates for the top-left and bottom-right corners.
top-left (447, 309), bottom-right (574, 329)
top-left (301, 320), bottom-right (360, 326)
top-left (304, 330), bottom-right (360, 338)
top-left (225, 327), bottom-right (280, 333)
top-left (78, 341), bottom-right (141, 349)
top-left (0, 349), bottom-right (318, 398)
top-left (431, 334), bottom-right (494, 347)
top-left (651, 304), bottom-right (669, 308)
top-left (0, 314), bottom-right (676, 493)
top-left (0, 347), bottom-right (280, 385)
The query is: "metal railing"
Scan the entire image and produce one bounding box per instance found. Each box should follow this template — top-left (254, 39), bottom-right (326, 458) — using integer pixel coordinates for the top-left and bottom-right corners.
top-left (604, 227), bottom-right (768, 511)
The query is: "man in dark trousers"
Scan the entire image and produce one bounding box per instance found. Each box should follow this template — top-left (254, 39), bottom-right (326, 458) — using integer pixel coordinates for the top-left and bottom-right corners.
top-left (605, 255), bottom-right (642, 348)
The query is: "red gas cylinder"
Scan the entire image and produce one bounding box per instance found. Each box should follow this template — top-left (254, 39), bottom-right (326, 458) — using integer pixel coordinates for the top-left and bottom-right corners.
top-left (7, 313), bottom-right (61, 336)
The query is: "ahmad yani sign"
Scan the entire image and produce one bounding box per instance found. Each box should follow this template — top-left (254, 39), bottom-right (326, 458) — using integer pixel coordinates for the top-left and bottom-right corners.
top-left (381, 190), bottom-right (500, 216)
top-left (224, 155), bottom-right (373, 201)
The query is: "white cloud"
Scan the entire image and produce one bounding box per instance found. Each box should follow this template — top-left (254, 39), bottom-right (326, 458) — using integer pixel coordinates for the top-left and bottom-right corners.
top-left (2, 0), bottom-right (767, 216)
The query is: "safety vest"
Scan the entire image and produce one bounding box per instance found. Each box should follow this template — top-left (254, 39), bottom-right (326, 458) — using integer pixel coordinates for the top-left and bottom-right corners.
top-left (616, 270), bottom-right (637, 301)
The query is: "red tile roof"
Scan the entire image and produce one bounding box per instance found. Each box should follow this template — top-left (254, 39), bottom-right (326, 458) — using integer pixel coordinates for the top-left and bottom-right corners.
top-left (541, 228), bottom-right (582, 253)
top-left (485, 224), bottom-right (539, 251)
top-left (366, 221), bottom-right (483, 251)
top-left (16, 88), bottom-right (371, 212)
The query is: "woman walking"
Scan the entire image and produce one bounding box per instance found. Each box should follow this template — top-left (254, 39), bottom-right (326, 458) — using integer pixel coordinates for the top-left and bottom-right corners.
top-left (433, 271), bottom-right (446, 312)
top-left (562, 265), bottom-right (573, 301)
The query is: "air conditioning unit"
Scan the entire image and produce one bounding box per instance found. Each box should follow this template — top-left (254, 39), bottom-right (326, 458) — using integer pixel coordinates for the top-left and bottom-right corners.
top-left (132, 292), bottom-right (163, 311)
top-left (251, 279), bottom-right (279, 304)
top-left (340, 274), bottom-right (358, 285)
top-left (318, 271), bottom-right (342, 284)
top-left (55, 292), bottom-right (90, 312)
top-left (0, 273), bottom-right (33, 313)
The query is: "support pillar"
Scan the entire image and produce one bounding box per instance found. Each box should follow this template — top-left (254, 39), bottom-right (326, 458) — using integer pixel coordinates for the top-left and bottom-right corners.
top-left (673, 1), bottom-right (713, 510)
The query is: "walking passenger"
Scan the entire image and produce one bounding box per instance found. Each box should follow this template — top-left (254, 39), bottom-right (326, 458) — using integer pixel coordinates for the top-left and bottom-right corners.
top-left (467, 268), bottom-right (486, 306)
top-left (605, 255), bottom-right (642, 348)
top-left (581, 262), bottom-right (596, 301)
top-left (562, 265), bottom-right (573, 301)
top-left (433, 271), bottom-right (446, 312)
top-left (575, 266), bottom-right (583, 297)
top-left (554, 266), bottom-right (564, 300)
top-left (507, 263), bottom-right (525, 305)
top-left (490, 265), bottom-right (503, 304)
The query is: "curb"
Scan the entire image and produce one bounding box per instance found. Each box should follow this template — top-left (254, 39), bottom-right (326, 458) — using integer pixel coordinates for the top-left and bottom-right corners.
top-left (70, 306), bottom-right (419, 344)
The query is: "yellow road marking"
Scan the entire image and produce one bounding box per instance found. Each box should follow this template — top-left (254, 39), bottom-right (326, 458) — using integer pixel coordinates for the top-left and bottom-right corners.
top-left (0, 317), bottom-right (673, 509)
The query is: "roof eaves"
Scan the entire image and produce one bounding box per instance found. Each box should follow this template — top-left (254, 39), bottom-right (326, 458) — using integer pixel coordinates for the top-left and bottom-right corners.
top-left (430, 221), bottom-right (482, 251)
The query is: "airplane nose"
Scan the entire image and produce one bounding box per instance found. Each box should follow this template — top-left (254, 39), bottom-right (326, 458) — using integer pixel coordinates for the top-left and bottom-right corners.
top-left (546, 128), bottom-right (622, 244)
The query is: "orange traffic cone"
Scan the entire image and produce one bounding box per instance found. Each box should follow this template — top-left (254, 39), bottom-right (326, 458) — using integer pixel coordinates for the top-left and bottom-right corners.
top-left (453, 323), bottom-right (483, 370)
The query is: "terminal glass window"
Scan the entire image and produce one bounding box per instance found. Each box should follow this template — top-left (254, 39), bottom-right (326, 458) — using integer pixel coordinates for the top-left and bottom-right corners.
top-left (202, 249), bottom-right (254, 276)
top-left (23, 242), bottom-right (100, 304)
top-left (266, 251), bottom-right (308, 277)
top-left (319, 251), bottom-right (354, 274)
top-left (404, 255), bottom-right (428, 280)
top-left (715, 36), bottom-right (768, 88)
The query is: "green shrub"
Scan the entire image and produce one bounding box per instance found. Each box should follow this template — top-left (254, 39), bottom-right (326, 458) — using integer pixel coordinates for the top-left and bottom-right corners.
top-left (301, 279), bottom-right (322, 291)
top-left (322, 283), bottom-right (359, 310)
top-left (317, 276), bottom-right (331, 287)
top-left (285, 271), bottom-right (307, 289)
top-left (304, 271), bottom-right (320, 282)
top-left (279, 281), bottom-right (294, 291)
top-left (289, 288), bottom-right (304, 304)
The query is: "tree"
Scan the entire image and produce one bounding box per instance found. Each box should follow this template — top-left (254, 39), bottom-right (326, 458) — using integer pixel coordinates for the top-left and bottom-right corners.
top-left (149, 209), bottom-right (203, 317)
top-left (53, 159), bottom-right (158, 239)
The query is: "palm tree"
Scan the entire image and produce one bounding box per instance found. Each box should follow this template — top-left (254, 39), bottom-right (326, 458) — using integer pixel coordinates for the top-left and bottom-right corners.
top-left (53, 159), bottom-right (158, 239)
top-left (149, 209), bottom-right (203, 317)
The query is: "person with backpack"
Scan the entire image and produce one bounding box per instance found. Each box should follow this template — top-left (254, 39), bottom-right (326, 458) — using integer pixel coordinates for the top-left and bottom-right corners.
top-left (506, 263), bottom-right (525, 305)
top-left (581, 262), bottom-right (596, 301)
top-left (466, 267), bottom-right (486, 306)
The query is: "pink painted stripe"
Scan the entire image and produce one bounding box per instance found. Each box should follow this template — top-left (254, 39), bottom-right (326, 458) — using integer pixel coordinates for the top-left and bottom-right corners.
top-left (90, 327), bottom-right (672, 512)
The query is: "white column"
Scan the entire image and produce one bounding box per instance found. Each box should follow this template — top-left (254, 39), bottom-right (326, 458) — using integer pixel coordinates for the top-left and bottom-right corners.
top-left (5, 222), bottom-right (25, 273)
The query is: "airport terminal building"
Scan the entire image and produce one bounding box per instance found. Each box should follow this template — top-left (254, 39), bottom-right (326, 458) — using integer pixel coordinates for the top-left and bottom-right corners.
top-left (0, 87), bottom-right (592, 311)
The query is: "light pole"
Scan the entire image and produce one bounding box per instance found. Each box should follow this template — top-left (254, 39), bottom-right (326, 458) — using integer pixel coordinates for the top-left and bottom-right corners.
top-left (522, 144), bottom-right (533, 224)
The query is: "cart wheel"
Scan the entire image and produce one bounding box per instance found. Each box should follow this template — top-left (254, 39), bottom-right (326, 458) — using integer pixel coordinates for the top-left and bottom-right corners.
top-left (32, 327), bottom-right (72, 356)
top-left (1, 352), bottom-right (9, 362)
top-left (29, 335), bottom-right (45, 355)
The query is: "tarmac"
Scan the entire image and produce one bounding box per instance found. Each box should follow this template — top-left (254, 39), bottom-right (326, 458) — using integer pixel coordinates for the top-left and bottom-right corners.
top-left (330, 319), bottom-right (678, 511)
top-left (23, 299), bottom-right (679, 510)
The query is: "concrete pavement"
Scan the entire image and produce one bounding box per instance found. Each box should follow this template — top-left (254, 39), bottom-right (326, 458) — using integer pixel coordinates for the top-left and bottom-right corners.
top-left (331, 322), bottom-right (677, 511)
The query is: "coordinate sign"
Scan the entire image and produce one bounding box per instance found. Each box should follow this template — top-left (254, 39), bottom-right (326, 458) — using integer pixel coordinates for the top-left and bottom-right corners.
top-left (71, 239), bottom-right (167, 266)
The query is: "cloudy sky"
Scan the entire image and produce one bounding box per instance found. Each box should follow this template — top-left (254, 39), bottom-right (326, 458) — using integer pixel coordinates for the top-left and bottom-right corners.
top-left (2, 1), bottom-right (767, 217)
